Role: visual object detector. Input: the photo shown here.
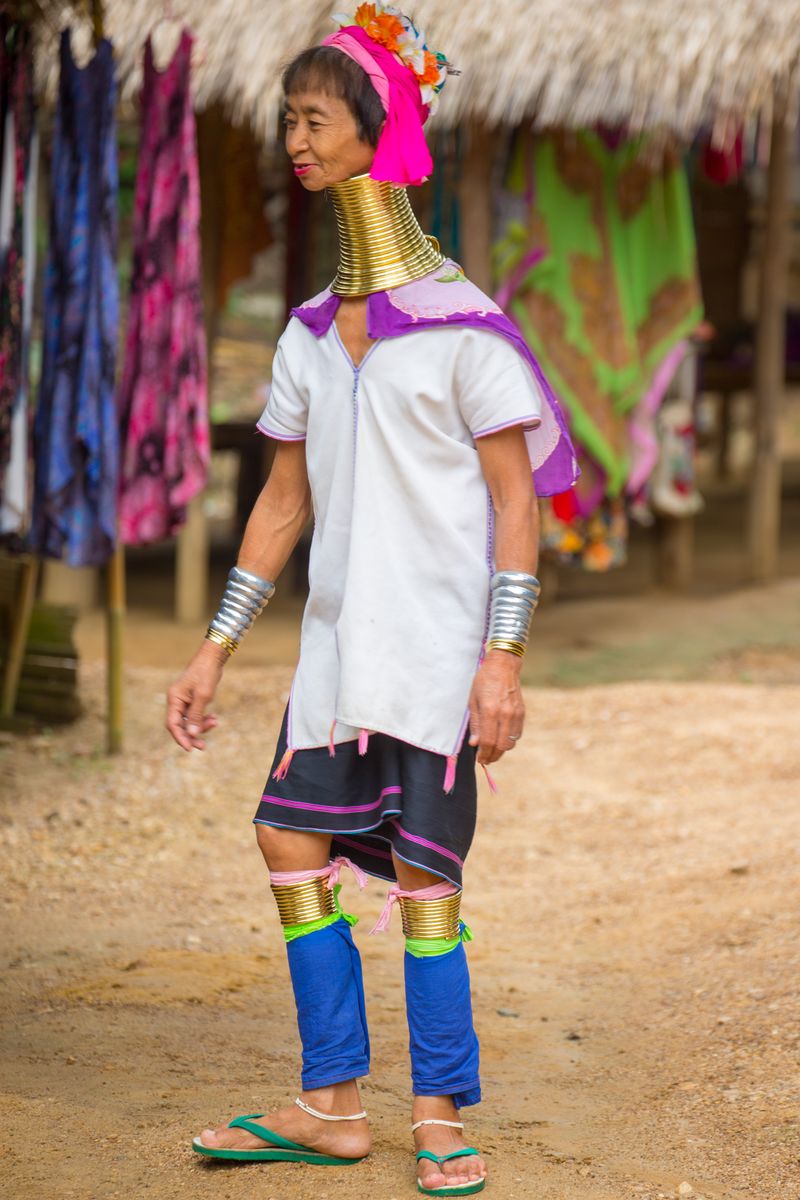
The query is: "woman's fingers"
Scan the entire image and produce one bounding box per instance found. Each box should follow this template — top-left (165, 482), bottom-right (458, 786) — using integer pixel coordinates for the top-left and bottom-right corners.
top-left (478, 701), bottom-right (524, 764)
top-left (478, 715), bottom-right (501, 765)
top-left (468, 691), bottom-right (481, 748)
top-left (166, 689), bottom-right (218, 752)
top-left (166, 686), bottom-right (193, 750)
top-left (470, 665), bottom-right (526, 764)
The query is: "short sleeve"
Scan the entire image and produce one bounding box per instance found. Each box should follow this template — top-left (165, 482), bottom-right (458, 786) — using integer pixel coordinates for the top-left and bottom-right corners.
top-left (256, 336), bottom-right (308, 442)
top-left (455, 329), bottom-right (543, 439)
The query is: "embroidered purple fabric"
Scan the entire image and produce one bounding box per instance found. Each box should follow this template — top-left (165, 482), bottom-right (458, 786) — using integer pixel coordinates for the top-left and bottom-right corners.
top-left (291, 264), bottom-right (579, 497)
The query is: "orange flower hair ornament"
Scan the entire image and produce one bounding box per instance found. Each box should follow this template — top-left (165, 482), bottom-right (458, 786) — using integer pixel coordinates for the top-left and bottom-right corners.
top-left (332, 2), bottom-right (452, 110)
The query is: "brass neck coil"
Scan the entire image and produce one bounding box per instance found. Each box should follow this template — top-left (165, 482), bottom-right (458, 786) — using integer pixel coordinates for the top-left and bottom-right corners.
top-left (270, 877), bottom-right (336, 927)
top-left (398, 890), bottom-right (462, 940)
top-left (328, 173), bottom-right (445, 297)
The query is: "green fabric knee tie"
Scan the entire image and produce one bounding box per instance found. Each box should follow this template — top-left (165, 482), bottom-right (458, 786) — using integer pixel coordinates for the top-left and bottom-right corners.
top-left (405, 922), bottom-right (473, 958)
top-left (282, 884), bottom-right (358, 942)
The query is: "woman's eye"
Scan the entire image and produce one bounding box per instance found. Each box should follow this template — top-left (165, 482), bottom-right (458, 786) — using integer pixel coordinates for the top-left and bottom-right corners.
top-left (308, 121), bottom-right (321, 130)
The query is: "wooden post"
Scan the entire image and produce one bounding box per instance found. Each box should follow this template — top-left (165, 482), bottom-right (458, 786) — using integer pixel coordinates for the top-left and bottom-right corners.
top-left (458, 120), bottom-right (494, 293)
top-left (175, 494), bottom-right (208, 625)
top-left (747, 115), bottom-right (792, 581)
top-left (0, 556), bottom-right (39, 718)
top-left (656, 517), bottom-right (695, 590)
top-left (656, 350), bottom-right (698, 590)
top-left (106, 545), bottom-right (125, 754)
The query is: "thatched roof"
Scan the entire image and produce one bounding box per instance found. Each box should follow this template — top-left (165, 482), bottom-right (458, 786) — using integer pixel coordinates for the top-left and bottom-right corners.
top-left (31, 1), bottom-right (800, 144)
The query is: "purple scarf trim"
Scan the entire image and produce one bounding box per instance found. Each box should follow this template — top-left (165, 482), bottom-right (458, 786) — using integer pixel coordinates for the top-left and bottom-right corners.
top-left (291, 266), bottom-right (578, 497)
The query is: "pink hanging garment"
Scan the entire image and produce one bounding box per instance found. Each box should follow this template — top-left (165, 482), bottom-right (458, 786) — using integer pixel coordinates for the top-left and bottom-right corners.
top-left (117, 29), bottom-right (209, 544)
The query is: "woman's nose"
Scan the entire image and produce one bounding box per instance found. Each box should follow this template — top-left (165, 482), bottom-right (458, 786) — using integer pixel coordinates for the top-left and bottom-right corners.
top-left (286, 126), bottom-right (308, 157)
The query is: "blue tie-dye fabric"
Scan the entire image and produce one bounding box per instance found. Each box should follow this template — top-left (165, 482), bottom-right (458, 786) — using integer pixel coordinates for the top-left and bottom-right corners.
top-left (29, 29), bottom-right (118, 566)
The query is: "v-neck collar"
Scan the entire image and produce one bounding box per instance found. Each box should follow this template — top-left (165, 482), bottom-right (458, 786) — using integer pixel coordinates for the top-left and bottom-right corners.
top-left (331, 321), bottom-right (383, 372)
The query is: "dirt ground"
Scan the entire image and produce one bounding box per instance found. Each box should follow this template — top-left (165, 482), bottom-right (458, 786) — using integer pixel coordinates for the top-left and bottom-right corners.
top-left (2, 577), bottom-right (800, 1200)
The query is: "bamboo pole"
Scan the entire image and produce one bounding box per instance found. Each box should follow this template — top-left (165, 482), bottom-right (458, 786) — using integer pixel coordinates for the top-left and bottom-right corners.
top-left (747, 115), bottom-right (792, 582)
top-left (106, 544), bottom-right (125, 754)
top-left (458, 120), bottom-right (494, 294)
top-left (0, 556), bottom-right (39, 719)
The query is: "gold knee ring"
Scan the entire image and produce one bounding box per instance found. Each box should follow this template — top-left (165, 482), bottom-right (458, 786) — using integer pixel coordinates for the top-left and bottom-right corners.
top-left (398, 891), bottom-right (462, 940)
top-left (270, 877), bottom-right (336, 926)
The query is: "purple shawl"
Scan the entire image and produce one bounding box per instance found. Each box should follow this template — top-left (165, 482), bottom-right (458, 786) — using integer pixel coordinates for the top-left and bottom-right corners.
top-left (291, 263), bottom-right (578, 497)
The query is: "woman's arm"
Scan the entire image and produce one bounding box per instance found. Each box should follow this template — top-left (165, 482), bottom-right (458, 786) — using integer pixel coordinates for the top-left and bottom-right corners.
top-left (165, 441), bottom-right (311, 751)
top-left (469, 425), bottom-right (539, 766)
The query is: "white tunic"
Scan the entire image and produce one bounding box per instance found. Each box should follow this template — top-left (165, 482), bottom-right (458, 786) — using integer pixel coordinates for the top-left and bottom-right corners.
top-left (258, 316), bottom-right (543, 759)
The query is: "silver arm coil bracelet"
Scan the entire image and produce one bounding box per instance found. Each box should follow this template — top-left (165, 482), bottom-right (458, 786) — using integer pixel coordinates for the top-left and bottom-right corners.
top-left (486, 570), bottom-right (541, 657)
top-left (205, 566), bottom-right (276, 655)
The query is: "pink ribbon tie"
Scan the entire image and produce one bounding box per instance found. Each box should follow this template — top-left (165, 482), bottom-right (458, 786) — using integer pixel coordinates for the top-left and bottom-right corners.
top-left (270, 855), bottom-right (369, 891)
top-left (370, 880), bottom-right (458, 934)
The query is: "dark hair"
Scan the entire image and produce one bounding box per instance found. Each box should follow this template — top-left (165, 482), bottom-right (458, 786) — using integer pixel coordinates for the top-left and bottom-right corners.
top-left (282, 46), bottom-right (385, 147)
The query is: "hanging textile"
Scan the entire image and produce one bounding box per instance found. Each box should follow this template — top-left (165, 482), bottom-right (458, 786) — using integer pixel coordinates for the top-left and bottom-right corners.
top-left (29, 29), bottom-right (119, 566)
top-left (117, 29), bottom-right (209, 545)
top-left (495, 129), bottom-right (703, 567)
top-left (0, 18), bottom-right (36, 538)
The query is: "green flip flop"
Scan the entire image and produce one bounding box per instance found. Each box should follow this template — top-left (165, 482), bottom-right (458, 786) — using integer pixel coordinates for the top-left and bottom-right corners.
top-left (416, 1148), bottom-right (486, 1196)
top-left (192, 1113), bottom-right (366, 1166)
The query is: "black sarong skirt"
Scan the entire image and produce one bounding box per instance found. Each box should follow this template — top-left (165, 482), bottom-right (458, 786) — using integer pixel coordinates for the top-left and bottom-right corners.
top-left (253, 708), bottom-right (477, 888)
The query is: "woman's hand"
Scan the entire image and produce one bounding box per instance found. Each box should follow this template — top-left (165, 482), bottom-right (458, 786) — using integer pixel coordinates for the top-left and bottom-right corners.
top-left (166, 641), bottom-right (227, 751)
top-left (468, 650), bottom-right (525, 765)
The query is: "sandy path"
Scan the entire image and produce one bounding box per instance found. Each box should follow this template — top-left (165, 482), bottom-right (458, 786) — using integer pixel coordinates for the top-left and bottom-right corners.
top-left (1, 663), bottom-right (798, 1200)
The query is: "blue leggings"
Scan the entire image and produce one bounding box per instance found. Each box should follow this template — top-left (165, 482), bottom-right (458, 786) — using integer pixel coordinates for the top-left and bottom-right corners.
top-left (286, 917), bottom-right (370, 1089)
top-left (286, 918), bottom-right (480, 1106)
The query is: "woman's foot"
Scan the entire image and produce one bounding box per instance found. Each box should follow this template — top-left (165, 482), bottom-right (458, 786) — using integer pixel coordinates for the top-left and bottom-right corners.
top-left (412, 1095), bottom-right (487, 1191)
top-left (197, 1081), bottom-right (370, 1160)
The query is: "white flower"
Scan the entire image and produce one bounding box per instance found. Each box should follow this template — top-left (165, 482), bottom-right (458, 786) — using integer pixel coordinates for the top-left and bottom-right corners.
top-left (420, 83), bottom-right (437, 108)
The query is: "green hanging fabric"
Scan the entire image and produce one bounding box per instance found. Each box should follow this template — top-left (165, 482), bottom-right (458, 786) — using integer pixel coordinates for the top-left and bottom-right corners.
top-left (495, 129), bottom-right (703, 500)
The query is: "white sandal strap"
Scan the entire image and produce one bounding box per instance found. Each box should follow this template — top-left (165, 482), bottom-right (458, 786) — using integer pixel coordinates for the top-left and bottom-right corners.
top-left (411, 1118), bottom-right (464, 1132)
top-left (295, 1097), bottom-right (367, 1122)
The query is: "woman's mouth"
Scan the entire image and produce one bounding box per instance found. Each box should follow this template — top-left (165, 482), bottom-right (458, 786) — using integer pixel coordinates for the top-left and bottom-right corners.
top-left (293, 164), bottom-right (314, 176)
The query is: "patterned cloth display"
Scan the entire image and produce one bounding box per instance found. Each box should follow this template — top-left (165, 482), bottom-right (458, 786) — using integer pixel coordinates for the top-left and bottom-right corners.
top-left (0, 18), bottom-right (36, 534)
top-left (495, 129), bottom-right (703, 568)
top-left (117, 29), bottom-right (208, 544)
top-left (29, 30), bottom-right (119, 566)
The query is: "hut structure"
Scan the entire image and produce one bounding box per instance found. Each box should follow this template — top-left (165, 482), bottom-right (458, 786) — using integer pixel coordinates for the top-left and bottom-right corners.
top-left (22, 0), bottom-right (800, 592)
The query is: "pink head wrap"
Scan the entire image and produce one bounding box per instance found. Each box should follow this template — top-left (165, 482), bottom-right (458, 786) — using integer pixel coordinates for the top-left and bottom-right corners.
top-left (322, 25), bottom-right (433, 187)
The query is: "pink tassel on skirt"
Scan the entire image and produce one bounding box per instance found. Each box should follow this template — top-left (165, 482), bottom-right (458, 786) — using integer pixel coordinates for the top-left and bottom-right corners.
top-left (443, 754), bottom-right (458, 794)
top-left (358, 728), bottom-right (370, 756)
top-left (481, 763), bottom-right (498, 793)
top-left (272, 747), bottom-right (295, 781)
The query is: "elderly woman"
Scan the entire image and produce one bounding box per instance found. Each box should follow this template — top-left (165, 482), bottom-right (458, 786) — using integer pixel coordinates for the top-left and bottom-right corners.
top-left (167, 5), bottom-right (576, 1195)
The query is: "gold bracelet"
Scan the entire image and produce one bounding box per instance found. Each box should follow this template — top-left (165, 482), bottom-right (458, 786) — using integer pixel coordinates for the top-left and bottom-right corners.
top-left (486, 639), bottom-right (526, 658)
top-left (205, 628), bottom-right (238, 656)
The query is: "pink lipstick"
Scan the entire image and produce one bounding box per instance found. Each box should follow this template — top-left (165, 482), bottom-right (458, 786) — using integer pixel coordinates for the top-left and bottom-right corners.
top-left (293, 164), bottom-right (314, 176)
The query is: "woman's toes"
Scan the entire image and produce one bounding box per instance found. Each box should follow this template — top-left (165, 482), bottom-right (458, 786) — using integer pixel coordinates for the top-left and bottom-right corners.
top-left (422, 1166), bottom-right (447, 1189)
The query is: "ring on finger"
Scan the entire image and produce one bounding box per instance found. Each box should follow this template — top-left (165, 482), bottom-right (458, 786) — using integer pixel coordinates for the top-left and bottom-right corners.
top-left (507, 733), bottom-right (520, 742)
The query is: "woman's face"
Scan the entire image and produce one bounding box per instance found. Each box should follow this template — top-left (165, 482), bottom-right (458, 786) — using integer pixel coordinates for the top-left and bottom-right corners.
top-left (284, 90), bottom-right (377, 190)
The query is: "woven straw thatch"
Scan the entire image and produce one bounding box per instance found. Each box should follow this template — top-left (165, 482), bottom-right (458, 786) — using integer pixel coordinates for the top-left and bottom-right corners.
top-left (31, 1), bottom-right (800, 143)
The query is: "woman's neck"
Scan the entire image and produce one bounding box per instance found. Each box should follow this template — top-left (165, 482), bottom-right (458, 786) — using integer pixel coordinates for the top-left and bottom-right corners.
top-left (327, 173), bottom-right (444, 296)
